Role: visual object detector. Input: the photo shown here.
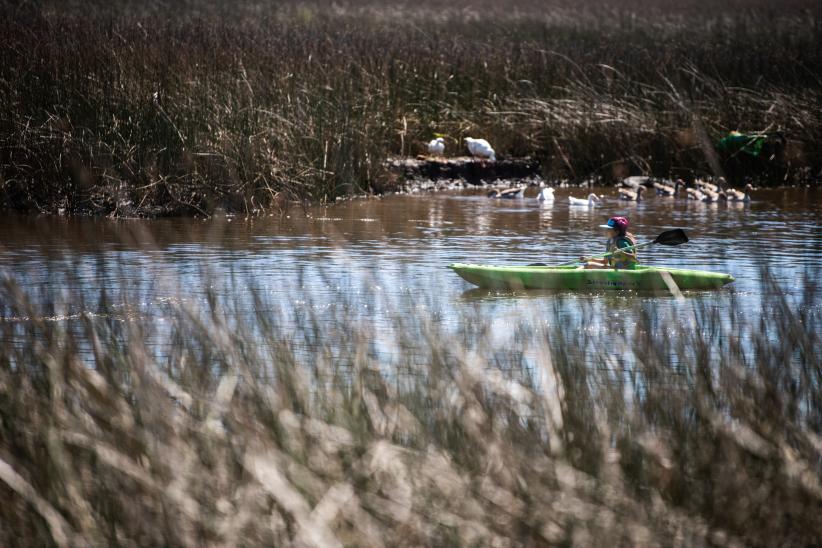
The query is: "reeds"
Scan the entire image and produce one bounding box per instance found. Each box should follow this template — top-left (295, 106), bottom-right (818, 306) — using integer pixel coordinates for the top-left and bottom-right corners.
top-left (0, 263), bottom-right (819, 546)
top-left (1, 0), bottom-right (821, 216)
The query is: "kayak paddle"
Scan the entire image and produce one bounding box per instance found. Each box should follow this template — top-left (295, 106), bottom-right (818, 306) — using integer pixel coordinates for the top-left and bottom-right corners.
top-left (528, 229), bottom-right (689, 267)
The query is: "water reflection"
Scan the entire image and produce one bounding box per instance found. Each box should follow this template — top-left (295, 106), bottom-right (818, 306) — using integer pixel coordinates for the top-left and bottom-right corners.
top-left (459, 287), bottom-right (704, 303)
top-left (0, 187), bottom-right (819, 367)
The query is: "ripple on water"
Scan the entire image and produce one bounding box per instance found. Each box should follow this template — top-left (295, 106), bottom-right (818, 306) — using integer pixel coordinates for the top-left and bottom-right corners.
top-left (0, 187), bottom-right (819, 366)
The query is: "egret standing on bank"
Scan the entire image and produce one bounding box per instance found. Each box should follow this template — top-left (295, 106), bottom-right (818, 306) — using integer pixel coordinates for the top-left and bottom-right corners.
top-left (427, 137), bottom-right (445, 157)
top-left (464, 137), bottom-right (496, 161)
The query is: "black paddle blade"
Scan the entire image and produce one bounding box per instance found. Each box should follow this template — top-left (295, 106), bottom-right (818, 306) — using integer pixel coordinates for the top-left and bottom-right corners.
top-left (527, 262), bottom-right (549, 266)
top-left (653, 228), bottom-right (689, 246)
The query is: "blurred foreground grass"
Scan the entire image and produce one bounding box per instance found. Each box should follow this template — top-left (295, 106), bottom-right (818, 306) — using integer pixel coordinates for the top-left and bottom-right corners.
top-left (0, 265), bottom-right (819, 546)
top-left (1, 0), bottom-right (821, 216)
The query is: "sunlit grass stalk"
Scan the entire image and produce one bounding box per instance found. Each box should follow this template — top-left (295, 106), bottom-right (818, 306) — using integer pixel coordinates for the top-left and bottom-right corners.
top-left (0, 266), bottom-right (819, 546)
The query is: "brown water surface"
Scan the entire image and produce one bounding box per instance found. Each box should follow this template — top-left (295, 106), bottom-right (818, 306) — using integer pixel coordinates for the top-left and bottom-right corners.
top-left (1, 186), bottom-right (819, 364)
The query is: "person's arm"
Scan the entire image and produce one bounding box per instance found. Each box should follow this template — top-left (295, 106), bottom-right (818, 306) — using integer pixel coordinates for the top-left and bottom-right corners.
top-left (579, 255), bottom-right (609, 267)
top-left (613, 239), bottom-right (638, 261)
top-left (612, 249), bottom-right (636, 260)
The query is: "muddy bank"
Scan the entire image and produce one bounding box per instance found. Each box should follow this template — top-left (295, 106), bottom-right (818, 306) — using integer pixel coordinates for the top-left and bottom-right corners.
top-left (381, 153), bottom-right (821, 196)
top-left (386, 156), bottom-right (541, 184)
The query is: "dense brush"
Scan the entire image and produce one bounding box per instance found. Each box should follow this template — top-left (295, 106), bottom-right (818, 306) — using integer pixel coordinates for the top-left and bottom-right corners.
top-left (1, 0), bottom-right (820, 216)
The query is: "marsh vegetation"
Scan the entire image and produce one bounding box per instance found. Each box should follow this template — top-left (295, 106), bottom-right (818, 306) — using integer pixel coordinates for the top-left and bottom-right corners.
top-left (1, 0), bottom-right (821, 216)
top-left (0, 261), bottom-right (820, 546)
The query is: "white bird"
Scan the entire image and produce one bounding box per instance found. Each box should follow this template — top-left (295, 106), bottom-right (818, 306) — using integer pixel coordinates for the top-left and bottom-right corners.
top-left (619, 186), bottom-right (645, 202)
top-left (464, 137), bottom-right (496, 161)
top-left (427, 137), bottom-right (445, 156)
top-left (537, 188), bottom-right (555, 202)
top-left (568, 193), bottom-right (600, 207)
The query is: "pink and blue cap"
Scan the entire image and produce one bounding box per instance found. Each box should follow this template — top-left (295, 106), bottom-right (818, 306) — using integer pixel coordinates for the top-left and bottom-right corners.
top-left (599, 216), bottom-right (629, 232)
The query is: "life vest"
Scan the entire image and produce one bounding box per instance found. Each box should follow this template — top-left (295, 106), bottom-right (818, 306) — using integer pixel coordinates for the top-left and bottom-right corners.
top-left (605, 233), bottom-right (638, 269)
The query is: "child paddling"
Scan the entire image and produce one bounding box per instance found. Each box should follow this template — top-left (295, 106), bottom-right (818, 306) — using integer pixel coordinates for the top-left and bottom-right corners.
top-left (581, 216), bottom-right (639, 270)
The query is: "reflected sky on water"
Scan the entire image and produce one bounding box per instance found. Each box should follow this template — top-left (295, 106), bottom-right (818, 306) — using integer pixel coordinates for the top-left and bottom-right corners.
top-left (1, 186), bottom-right (819, 370)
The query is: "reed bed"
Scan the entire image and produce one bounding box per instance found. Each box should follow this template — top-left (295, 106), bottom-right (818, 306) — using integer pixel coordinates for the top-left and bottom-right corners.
top-left (0, 263), bottom-right (819, 546)
top-left (1, 0), bottom-right (821, 216)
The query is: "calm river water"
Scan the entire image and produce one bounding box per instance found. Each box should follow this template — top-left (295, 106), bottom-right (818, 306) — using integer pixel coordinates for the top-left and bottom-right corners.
top-left (1, 186), bottom-right (820, 365)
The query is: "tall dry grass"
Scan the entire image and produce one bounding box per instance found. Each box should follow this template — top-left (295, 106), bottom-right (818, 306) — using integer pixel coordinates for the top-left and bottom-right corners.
top-left (1, 0), bottom-right (821, 216)
top-left (0, 264), bottom-right (819, 546)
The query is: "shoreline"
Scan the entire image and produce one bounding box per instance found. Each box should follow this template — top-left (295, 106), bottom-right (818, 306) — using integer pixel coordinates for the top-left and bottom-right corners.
top-left (3, 161), bottom-right (819, 218)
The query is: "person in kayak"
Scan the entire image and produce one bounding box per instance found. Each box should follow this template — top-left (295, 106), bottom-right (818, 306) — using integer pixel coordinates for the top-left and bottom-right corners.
top-left (581, 216), bottom-right (639, 269)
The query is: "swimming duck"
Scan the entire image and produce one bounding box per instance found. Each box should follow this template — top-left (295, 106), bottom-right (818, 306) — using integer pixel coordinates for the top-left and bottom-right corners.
top-left (700, 188), bottom-right (721, 203)
top-left (694, 179), bottom-right (720, 193)
top-left (487, 187), bottom-right (524, 199)
top-left (686, 187), bottom-right (705, 201)
top-left (619, 186), bottom-right (645, 202)
top-left (723, 183), bottom-right (753, 202)
top-left (537, 188), bottom-right (555, 202)
top-left (654, 179), bottom-right (682, 197)
top-left (621, 176), bottom-right (650, 189)
top-left (568, 193), bottom-right (601, 207)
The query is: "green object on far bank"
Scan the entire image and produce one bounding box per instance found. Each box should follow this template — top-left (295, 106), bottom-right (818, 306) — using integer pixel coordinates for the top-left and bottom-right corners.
top-left (717, 131), bottom-right (766, 157)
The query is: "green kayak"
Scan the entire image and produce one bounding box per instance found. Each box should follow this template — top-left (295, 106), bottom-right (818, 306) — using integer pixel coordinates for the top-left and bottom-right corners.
top-left (449, 263), bottom-right (734, 291)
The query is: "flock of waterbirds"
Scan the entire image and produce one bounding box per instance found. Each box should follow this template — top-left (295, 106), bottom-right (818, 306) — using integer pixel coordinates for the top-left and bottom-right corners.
top-left (427, 136), bottom-right (754, 206)
top-left (486, 174), bottom-right (753, 207)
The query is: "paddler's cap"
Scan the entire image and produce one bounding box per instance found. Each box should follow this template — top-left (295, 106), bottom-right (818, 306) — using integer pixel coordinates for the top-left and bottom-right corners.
top-left (599, 216), bottom-right (629, 232)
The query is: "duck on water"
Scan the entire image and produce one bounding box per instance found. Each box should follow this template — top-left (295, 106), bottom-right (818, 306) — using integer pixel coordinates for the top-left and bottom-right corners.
top-left (618, 186), bottom-right (645, 202)
top-left (487, 187), bottom-right (524, 199)
top-left (654, 179), bottom-right (682, 197)
top-left (569, 193), bottom-right (601, 207)
top-left (722, 183), bottom-right (753, 202)
top-left (537, 188), bottom-right (554, 202)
